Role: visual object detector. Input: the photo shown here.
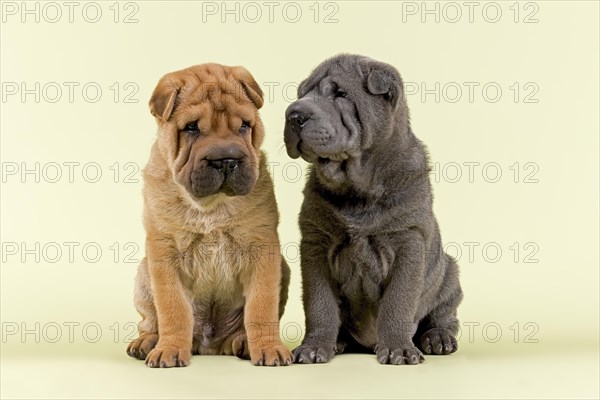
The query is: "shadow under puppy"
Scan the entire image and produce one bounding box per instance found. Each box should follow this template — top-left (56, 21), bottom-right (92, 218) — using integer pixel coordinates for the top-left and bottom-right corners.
top-left (127, 64), bottom-right (292, 368)
top-left (284, 54), bottom-right (463, 365)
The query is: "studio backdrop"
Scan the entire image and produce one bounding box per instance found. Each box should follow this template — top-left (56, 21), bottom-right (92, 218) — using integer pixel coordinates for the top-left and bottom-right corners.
top-left (1, 1), bottom-right (598, 399)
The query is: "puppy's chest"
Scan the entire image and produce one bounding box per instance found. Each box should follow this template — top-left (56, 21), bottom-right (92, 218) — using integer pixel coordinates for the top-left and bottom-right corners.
top-left (176, 231), bottom-right (248, 303)
top-left (328, 233), bottom-right (395, 302)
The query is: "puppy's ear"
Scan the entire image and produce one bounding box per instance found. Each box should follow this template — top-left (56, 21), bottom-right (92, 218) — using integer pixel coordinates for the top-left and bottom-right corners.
top-left (365, 63), bottom-right (403, 108)
top-left (232, 66), bottom-right (264, 109)
top-left (149, 75), bottom-right (181, 121)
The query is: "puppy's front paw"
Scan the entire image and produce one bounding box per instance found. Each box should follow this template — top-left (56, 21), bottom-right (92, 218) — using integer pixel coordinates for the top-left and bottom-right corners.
top-left (420, 328), bottom-right (458, 355)
top-left (292, 344), bottom-right (336, 364)
top-left (376, 344), bottom-right (424, 365)
top-left (145, 345), bottom-right (191, 368)
top-left (127, 333), bottom-right (158, 360)
top-left (250, 342), bottom-right (292, 366)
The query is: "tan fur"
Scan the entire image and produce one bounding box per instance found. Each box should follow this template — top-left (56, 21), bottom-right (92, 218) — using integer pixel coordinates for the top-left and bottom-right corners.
top-left (126, 64), bottom-right (291, 367)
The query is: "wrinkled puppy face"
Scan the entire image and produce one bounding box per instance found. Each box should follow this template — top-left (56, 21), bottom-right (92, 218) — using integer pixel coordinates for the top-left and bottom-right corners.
top-left (150, 64), bottom-right (265, 200)
top-left (284, 54), bottom-right (407, 172)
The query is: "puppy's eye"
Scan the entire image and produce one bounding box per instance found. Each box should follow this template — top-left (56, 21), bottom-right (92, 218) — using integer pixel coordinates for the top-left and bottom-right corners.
top-left (240, 121), bottom-right (251, 133)
top-left (335, 89), bottom-right (348, 98)
top-left (184, 121), bottom-right (200, 133)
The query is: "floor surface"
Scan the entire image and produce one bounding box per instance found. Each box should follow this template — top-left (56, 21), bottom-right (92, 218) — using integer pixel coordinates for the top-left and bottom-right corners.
top-left (1, 341), bottom-right (598, 399)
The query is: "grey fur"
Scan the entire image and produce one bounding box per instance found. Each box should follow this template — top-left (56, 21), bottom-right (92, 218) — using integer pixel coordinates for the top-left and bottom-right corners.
top-left (283, 54), bottom-right (463, 365)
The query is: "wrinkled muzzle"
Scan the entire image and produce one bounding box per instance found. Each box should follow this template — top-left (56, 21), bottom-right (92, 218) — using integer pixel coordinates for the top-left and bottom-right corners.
top-left (178, 144), bottom-right (258, 198)
top-left (284, 96), bottom-right (355, 163)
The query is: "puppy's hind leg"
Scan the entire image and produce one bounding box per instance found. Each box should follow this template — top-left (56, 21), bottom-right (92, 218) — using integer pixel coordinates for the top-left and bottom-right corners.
top-left (335, 326), bottom-right (371, 355)
top-left (228, 331), bottom-right (251, 360)
top-left (418, 280), bottom-right (463, 356)
top-left (126, 258), bottom-right (159, 360)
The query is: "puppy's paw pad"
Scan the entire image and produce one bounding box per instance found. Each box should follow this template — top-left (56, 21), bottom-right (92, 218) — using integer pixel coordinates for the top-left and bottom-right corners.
top-left (145, 346), bottom-right (191, 368)
top-left (127, 333), bottom-right (159, 360)
top-left (292, 344), bottom-right (335, 364)
top-left (420, 328), bottom-right (458, 355)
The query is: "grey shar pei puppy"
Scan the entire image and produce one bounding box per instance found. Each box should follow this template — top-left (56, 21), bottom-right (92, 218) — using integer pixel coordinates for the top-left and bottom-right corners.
top-left (283, 54), bottom-right (463, 365)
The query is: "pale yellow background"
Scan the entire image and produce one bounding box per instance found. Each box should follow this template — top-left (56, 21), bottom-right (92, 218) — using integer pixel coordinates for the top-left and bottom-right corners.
top-left (1, 1), bottom-right (598, 399)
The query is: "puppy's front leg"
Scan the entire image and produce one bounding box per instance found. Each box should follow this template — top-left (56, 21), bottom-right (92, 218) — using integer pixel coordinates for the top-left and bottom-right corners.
top-left (293, 237), bottom-right (341, 364)
top-left (376, 230), bottom-right (426, 365)
top-left (145, 234), bottom-right (193, 368)
top-left (244, 240), bottom-right (292, 366)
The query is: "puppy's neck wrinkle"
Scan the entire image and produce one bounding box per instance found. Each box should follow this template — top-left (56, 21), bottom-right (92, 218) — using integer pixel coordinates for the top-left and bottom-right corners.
top-left (313, 127), bottom-right (430, 206)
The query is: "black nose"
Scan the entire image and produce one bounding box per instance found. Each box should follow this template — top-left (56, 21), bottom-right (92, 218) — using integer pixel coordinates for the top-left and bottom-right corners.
top-left (288, 112), bottom-right (309, 130)
top-left (208, 158), bottom-right (241, 174)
